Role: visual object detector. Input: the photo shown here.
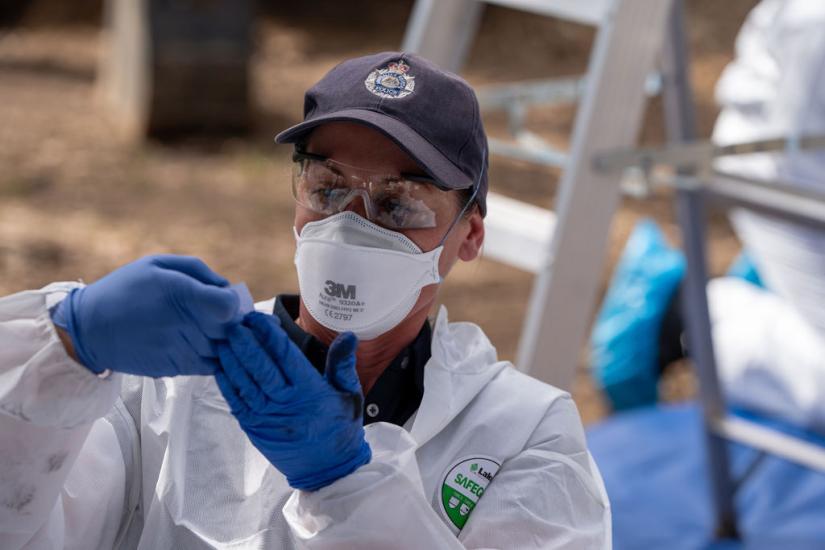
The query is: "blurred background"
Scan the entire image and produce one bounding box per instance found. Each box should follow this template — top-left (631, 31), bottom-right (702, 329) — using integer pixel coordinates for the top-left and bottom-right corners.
top-left (0, 0), bottom-right (759, 424)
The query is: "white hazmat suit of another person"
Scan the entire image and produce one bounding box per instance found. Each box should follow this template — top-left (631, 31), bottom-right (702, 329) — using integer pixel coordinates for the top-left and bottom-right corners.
top-left (711, 0), bottom-right (825, 429)
top-left (0, 52), bottom-right (610, 549)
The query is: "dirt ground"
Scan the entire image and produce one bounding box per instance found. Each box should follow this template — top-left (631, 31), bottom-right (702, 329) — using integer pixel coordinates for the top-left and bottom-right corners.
top-left (0, 0), bottom-right (759, 424)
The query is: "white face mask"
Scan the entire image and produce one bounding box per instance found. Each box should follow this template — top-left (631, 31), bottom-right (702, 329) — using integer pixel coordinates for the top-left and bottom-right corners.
top-left (294, 211), bottom-right (443, 340)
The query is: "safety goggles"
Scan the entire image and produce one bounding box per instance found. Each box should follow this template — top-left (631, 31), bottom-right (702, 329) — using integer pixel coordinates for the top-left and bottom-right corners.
top-left (291, 150), bottom-right (460, 230)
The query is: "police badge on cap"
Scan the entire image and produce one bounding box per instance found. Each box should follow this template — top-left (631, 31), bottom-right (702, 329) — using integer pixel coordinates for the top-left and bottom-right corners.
top-left (365, 60), bottom-right (416, 99)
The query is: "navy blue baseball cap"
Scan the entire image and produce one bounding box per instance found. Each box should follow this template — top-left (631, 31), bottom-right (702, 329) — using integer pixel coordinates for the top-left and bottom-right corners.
top-left (275, 51), bottom-right (489, 216)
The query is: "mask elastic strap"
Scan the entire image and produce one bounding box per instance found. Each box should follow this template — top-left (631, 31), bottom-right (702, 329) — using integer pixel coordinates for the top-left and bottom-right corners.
top-left (437, 148), bottom-right (486, 248)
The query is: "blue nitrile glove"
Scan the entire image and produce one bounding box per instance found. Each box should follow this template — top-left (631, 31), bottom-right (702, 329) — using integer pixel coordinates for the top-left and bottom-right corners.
top-left (50, 254), bottom-right (240, 377)
top-left (215, 312), bottom-right (372, 491)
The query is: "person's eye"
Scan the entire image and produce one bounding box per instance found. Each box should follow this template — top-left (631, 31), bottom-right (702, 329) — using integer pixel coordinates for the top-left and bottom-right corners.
top-left (304, 173), bottom-right (342, 210)
top-left (375, 188), bottom-right (438, 228)
top-left (376, 192), bottom-right (409, 213)
top-left (308, 187), bottom-right (344, 212)
top-left (373, 193), bottom-right (416, 226)
top-left (314, 171), bottom-right (342, 187)
top-left (311, 187), bottom-right (334, 199)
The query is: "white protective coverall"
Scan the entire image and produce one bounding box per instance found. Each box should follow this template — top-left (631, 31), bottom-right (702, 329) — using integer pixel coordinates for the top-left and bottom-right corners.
top-left (0, 282), bottom-right (610, 550)
top-left (711, 0), bottom-right (825, 429)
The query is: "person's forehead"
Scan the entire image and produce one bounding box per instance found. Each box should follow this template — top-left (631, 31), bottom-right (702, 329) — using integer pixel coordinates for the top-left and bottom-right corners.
top-left (305, 122), bottom-right (425, 175)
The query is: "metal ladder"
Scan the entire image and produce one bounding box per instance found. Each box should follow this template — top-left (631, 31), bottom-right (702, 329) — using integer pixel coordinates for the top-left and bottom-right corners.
top-left (598, 128), bottom-right (825, 538)
top-left (401, 0), bottom-right (684, 391)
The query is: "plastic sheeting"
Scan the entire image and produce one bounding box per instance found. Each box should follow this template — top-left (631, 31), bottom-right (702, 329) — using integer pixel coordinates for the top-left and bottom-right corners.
top-left (586, 403), bottom-right (825, 549)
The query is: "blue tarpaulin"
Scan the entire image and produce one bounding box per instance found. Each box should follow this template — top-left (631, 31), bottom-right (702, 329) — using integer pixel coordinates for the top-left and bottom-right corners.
top-left (586, 403), bottom-right (825, 549)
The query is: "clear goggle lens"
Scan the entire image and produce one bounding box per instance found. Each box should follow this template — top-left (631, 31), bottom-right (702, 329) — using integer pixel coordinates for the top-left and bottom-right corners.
top-left (291, 152), bottom-right (457, 229)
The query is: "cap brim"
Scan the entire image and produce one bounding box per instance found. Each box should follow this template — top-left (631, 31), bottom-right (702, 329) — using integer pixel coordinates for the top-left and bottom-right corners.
top-left (274, 109), bottom-right (473, 191)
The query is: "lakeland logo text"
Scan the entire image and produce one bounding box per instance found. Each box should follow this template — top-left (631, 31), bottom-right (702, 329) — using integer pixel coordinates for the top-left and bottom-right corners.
top-left (471, 463), bottom-right (494, 482)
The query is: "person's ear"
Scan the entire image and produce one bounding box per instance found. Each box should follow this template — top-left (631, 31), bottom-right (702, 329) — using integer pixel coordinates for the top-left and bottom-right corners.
top-left (457, 210), bottom-right (484, 262)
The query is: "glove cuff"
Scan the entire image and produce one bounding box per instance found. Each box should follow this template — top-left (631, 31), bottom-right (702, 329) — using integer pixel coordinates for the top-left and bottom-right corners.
top-left (289, 439), bottom-right (372, 492)
top-left (50, 288), bottom-right (104, 375)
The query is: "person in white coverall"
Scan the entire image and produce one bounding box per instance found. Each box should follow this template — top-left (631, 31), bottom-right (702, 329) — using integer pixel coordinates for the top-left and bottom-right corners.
top-left (0, 52), bottom-right (610, 549)
top-left (705, 0), bottom-right (825, 429)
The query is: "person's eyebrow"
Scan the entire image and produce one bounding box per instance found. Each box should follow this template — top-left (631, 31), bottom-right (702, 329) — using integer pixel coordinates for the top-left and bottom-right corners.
top-left (401, 172), bottom-right (436, 184)
top-left (292, 150), bottom-right (327, 163)
top-left (295, 146), bottom-right (436, 184)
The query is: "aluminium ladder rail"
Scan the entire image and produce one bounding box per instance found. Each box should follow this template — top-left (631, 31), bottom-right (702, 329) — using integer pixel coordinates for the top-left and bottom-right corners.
top-left (401, 0), bottom-right (679, 391)
top-left (595, 134), bottom-right (825, 538)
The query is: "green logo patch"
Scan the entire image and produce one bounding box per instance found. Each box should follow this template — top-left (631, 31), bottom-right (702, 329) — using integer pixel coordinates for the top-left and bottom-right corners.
top-left (439, 457), bottom-right (500, 533)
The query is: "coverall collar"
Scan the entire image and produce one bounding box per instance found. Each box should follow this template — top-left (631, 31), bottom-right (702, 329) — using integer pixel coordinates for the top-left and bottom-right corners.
top-left (410, 306), bottom-right (509, 448)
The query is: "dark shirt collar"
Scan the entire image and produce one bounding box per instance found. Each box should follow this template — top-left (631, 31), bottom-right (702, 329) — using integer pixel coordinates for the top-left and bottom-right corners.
top-left (273, 295), bottom-right (430, 427)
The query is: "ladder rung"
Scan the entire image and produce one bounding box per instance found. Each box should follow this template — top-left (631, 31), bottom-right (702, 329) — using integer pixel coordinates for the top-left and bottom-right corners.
top-left (488, 138), bottom-right (568, 168)
top-left (709, 172), bottom-right (825, 228)
top-left (482, 192), bottom-right (556, 273)
top-left (595, 135), bottom-right (825, 175)
top-left (712, 415), bottom-right (825, 473)
top-left (477, 77), bottom-right (587, 110)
